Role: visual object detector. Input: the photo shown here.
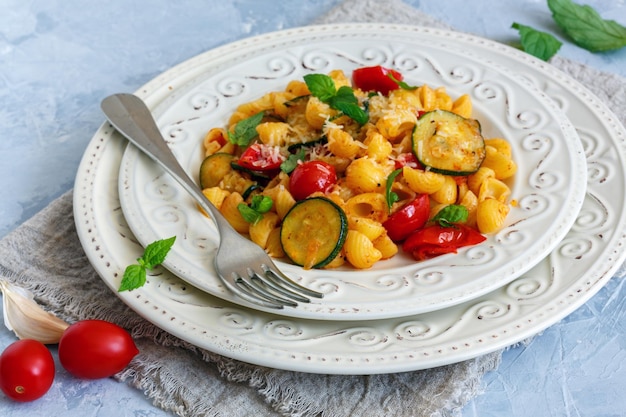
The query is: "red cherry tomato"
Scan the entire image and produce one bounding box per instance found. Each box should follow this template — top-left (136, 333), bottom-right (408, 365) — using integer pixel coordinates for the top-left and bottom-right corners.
top-left (0, 339), bottom-right (55, 402)
top-left (352, 65), bottom-right (404, 96)
top-left (237, 143), bottom-right (285, 172)
top-left (58, 320), bottom-right (139, 379)
top-left (402, 224), bottom-right (486, 261)
top-left (288, 160), bottom-right (337, 201)
top-left (382, 193), bottom-right (430, 242)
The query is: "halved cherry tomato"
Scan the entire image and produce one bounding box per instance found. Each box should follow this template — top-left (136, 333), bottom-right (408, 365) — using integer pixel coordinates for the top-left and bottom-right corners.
top-left (352, 65), bottom-right (404, 96)
top-left (0, 339), bottom-right (55, 402)
top-left (394, 152), bottom-right (422, 170)
top-left (289, 160), bottom-right (337, 201)
top-left (382, 193), bottom-right (430, 242)
top-left (237, 143), bottom-right (286, 172)
top-left (58, 320), bottom-right (139, 379)
top-left (402, 223), bottom-right (486, 261)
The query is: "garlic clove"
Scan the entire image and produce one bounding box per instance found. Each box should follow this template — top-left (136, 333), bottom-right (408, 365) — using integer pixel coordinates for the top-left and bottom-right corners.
top-left (0, 279), bottom-right (69, 344)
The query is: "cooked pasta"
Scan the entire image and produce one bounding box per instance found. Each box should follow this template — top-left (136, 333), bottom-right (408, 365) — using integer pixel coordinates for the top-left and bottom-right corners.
top-left (198, 67), bottom-right (516, 269)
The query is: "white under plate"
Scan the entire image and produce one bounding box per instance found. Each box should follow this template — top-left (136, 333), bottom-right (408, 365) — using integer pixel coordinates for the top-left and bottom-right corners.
top-left (74, 24), bottom-right (626, 374)
top-left (116, 25), bottom-right (586, 320)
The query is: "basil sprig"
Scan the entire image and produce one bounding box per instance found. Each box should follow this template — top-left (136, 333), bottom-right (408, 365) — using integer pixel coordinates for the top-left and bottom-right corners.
top-left (303, 74), bottom-right (369, 125)
top-left (512, 22), bottom-right (563, 61)
top-left (119, 236), bottom-right (176, 292)
top-left (432, 205), bottom-right (469, 228)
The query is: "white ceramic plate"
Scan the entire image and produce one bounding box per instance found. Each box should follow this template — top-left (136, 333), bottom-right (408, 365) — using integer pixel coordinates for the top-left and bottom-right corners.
top-left (116, 25), bottom-right (586, 320)
top-left (74, 24), bottom-right (626, 374)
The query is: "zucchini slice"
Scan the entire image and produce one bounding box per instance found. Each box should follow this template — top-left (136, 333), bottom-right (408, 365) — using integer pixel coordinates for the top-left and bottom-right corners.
top-left (199, 153), bottom-right (236, 189)
top-left (412, 109), bottom-right (486, 175)
top-left (280, 197), bottom-right (348, 269)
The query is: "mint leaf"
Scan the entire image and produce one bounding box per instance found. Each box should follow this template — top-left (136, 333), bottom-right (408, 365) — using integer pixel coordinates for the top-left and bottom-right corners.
top-left (388, 72), bottom-right (418, 90)
top-left (303, 74), bottom-right (337, 102)
top-left (119, 264), bottom-right (147, 292)
top-left (238, 195), bottom-right (273, 224)
top-left (385, 168), bottom-right (402, 212)
top-left (432, 205), bottom-right (469, 227)
top-left (281, 148), bottom-right (306, 173)
top-left (142, 236), bottom-right (176, 269)
top-left (548, 0), bottom-right (626, 52)
top-left (119, 236), bottom-right (176, 292)
top-left (227, 112), bottom-right (264, 146)
top-left (512, 22), bottom-right (563, 61)
top-left (304, 73), bottom-right (369, 125)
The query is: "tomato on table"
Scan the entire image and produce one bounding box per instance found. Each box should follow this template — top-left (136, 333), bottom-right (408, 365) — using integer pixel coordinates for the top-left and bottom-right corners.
top-left (0, 339), bottom-right (55, 402)
top-left (288, 160), bottom-right (337, 201)
top-left (352, 65), bottom-right (404, 96)
top-left (382, 193), bottom-right (430, 242)
top-left (402, 223), bottom-right (486, 261)
top-left (237, 143), bottom-right (286, 172)
top-left (58, 320), bottom-right (139, 379)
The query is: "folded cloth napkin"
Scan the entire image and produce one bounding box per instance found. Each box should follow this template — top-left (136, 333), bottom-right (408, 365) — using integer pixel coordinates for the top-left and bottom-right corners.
top-left (1, 1), bottom-right (625, 416)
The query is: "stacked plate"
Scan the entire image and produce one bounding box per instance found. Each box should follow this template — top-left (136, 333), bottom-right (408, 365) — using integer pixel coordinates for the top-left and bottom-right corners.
top-left (74, 24), bottom-right (626, 374)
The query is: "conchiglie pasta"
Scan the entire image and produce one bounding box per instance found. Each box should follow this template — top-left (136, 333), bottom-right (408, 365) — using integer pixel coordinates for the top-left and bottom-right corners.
top-left (220, 193), bottom-right (249, 233)
top-left (327, 127), bottom-right (361, 158)
top-left (256, 122), bottom-right (291, 146)
top-left (345, 192), bottom-right (389, 223)
top-left (430, 175), bottom-right (458, 204)
top-left (476, 198), bottom-right (510, 233)
top-left (402, 166), bottom-right (446, 194)
top-left (249, 212), bottom-right (280, 249)
top-left (348, 216), bottom-right (386, 241)
top-left (481, 145), bottom-right (517, 180)
top-left (345, 157), bottom-right (388, 193)
top-left (344, 230), bottom-right (382, 269)
top-left (373, 233), bottom-right (398, 259)
top-left (265, 227), bottom-right (285, 258)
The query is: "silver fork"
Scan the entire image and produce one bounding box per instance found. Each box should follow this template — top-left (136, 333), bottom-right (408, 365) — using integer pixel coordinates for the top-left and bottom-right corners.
top-left (101, 93), bottom-right (323, 309)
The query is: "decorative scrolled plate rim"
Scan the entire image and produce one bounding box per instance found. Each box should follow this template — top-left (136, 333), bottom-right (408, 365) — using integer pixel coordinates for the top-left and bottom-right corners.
top-left (74, 24), bottom-right (626, 374)
top-left (116, 24), bottom-right (586, 320)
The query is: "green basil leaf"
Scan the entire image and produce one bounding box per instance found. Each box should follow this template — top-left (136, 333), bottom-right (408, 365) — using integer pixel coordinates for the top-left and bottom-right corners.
top-left (141, 236), bottom-right (177, 269)
top-left (548, 0), bottom-right (626, 52)
top-left (512, 22), bottom-right (563, 61)
top-left (303, 73), bottom-right (337, 102)
top-left (238, 203), bottom-right (263, 224)
top-left (227, 111), bottom-right (264, 146)
top-left (432, 205), bottom-right (469, 227)
top-left (332, 101), bottom-right (369, 125)
top-left (118, 264), bottom-right (147, 292)
top-left (385, 168), bottom-right (402, 212)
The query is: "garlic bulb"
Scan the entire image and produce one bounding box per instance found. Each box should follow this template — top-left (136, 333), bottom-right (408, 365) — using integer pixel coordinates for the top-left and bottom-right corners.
top-left (0, 279), bottom-right (69, 344)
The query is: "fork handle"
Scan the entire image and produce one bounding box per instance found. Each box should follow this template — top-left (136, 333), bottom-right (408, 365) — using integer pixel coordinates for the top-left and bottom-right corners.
top-left (100, 93), bottom-right (233, 235)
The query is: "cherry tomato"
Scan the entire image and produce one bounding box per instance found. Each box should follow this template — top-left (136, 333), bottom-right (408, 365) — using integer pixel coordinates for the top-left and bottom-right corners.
top-left (352, 65), bottom-right (404, 96)
top-left (394, 152), bottom-right (422, 170)
top-left (402, 223), bottom-right (486, 261)
top-left (58, 320), bottom-right (139, 379)
top-left (237, 143), bottom-right (285, 172)
top-left (288, 160), bottom-right (337, 201)
top-left (0, 339), bottom-right (55, 402)
top-left (382, 193), bottom-right (430, 242)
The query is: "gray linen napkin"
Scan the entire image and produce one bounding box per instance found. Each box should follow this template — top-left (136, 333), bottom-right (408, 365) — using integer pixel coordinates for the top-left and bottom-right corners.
top-left (1, 1), bottom-right (624, 416)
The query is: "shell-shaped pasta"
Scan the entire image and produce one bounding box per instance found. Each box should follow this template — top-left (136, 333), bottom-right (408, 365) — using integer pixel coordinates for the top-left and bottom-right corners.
top-left (202, 187), bottom-right (230, 210)
top-left (348, 216), bottom-right (385, 241)
top-left (305, 97), bottom-right (334, 130)
top-left (328, 69), bottom-right (351, 89)
top-left (271, 92), bottom-right (296, 119)
top-left (478, 177), bottom-right (511, 203)
top-left (467, 166), bottom-right (496, 195)
top-left (219, 171), bottom-right (255, 195)
top-left (373, 233), bottom-right (398, 259)
top-left (388, 88), bottom-right (421, 110)
top-left (362, 131), bottom-right (392, 162)
top-left (265, 227), bottom-right (285, 258)
top-left (345, 157), bottom-right (388, 193)
top-left (271, 187), bottom-right (297, 219)
top-left (285, 80), bottom-right (310, 96)
top-left (375, 108), bottom-right (417, 140)
top-left (345, 192), bottom-right (389, 223)
top-left (481, 145), bottom-right (518, 180)
top-left (220, 192), bottom-right (249, 233)
top-left (256, 122), bottom-right (291, 146)
top-left (344, 230), bottom-right (382, 269)
top-left (228, 94), bottom-right (273, 126)
top-left (327, 127), bottom-right (361, 159)
top-left (249, 212), bottom-right (280, 249)
top-left (430, 175), bottom-right (458, 204)
top-left (451, 94), bottom-right (472, 118)
top-left (417, 85), bottom-right (436, 111)
top-left (402, 166), bottom-right (446, 194)
top-left (484, 138), bottom-right (512, 157)
top-left (476, 198), bottom-right (510, 234)
top-left (433, 87), bottom-right (453, 111)
top-left (203, 128), bottom-right (228, 156)
top-left (458, 190), bottom-right (479, 227)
